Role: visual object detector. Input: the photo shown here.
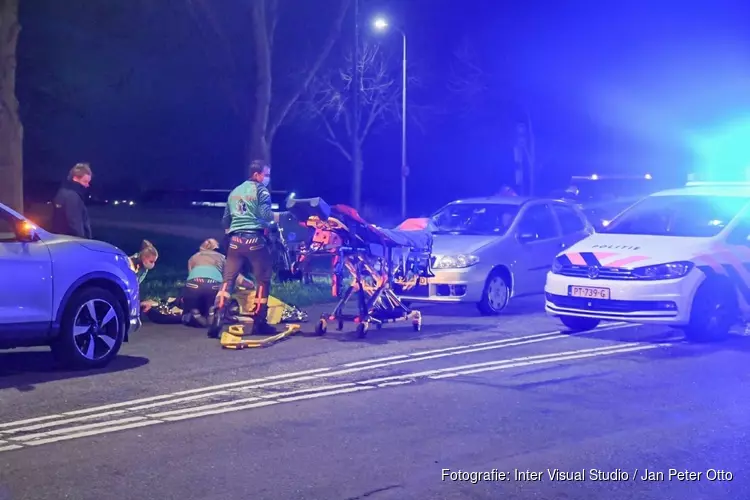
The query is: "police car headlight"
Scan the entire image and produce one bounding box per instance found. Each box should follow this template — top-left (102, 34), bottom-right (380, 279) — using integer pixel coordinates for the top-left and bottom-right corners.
top-left (551, 259), bottom-right (563, 274)
top-left (632, 261), bottom-right (694, 280)
top-left (433, 254), bottom-right (480, 269)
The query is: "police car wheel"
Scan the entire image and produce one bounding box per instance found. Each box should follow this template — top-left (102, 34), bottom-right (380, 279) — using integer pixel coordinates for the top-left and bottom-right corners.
top-left (684, 279), bottom-right (736, 342)
top-left (477, 271), bottom-right (510, 315)
top-left (559, 315), bottom-right (600, 332)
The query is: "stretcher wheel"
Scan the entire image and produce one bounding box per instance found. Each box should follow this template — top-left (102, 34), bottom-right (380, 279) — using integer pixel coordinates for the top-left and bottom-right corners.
top-left (315, 319), bottom-right (327, 336)
top-left (337, 320), bottom-right (344, 331)
top-left (356, 322), bottom-right (369, 338)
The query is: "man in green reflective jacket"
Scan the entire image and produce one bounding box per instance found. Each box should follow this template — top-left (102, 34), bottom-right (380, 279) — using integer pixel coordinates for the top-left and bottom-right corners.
top-left (210, 160), bottom-right (279, 337)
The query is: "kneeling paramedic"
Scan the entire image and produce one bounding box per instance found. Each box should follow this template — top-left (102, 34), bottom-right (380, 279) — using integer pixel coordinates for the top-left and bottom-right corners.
top-left (211, 160), bottom-right (279, 337)
top-left (183, 238), bottom-right (252, 327)
top-left (181, 238), bottom-right (224, 327)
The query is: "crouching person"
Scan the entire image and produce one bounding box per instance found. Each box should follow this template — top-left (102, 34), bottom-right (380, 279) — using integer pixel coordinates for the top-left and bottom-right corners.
top-left (181, 238), bottom-right (224, 327)
top-left (129, 240), bottom-right (159, 313)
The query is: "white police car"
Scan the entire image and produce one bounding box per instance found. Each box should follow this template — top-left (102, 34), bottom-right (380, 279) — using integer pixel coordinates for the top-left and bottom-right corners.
top-left (545, 182), bottom-right (750, 341)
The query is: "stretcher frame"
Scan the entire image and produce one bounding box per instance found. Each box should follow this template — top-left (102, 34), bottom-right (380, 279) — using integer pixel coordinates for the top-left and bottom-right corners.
top-left (293, 208), bottom-right (432, 338)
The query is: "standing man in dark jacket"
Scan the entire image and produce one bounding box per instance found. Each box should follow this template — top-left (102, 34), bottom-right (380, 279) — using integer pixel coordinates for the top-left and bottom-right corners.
top-left (51, 163), bottom-right (93, 238)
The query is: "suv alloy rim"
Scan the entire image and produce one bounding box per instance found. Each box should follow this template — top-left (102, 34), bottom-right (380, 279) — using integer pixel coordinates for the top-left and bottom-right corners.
top-left (73, 299), bottom-right (120, 360)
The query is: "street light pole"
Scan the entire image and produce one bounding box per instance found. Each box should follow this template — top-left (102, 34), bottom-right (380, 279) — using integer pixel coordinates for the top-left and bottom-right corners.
top-left (352, 0), bottom-right (361, 209)
top-left (373, 17), bottom-right (408, 219)
top-left (400, 33), bottom-right (407, 220)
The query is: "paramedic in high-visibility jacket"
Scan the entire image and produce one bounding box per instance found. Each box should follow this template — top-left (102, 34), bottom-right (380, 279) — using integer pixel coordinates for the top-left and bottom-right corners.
top-left (211, 160), bottom-right (279, 337)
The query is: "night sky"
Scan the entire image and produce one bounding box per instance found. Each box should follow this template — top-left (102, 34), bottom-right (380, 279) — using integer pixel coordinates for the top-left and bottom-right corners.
top-left (16, 0), bottom-right (750, 215)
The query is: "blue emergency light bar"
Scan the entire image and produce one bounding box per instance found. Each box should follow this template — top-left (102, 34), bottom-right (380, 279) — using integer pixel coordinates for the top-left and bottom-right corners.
top-left (571, 174), bottom-right (652, 181)
top-left (685, 181), bottom-right (750, 187)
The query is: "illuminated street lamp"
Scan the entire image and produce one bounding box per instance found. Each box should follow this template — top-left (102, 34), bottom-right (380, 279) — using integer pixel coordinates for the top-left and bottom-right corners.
top-left (373, 17), bottom-right (388, 30)
top-left (373, 16), bottom-right (408, 219)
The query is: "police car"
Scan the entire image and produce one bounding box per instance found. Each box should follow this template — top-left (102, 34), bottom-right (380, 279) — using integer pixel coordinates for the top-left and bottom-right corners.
top-left (544, 182), bottom-right (750, 341)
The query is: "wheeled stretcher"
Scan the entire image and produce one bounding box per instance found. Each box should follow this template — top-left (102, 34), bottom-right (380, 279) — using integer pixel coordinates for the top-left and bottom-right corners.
top-left (287, 197), bottom-right (434, 338)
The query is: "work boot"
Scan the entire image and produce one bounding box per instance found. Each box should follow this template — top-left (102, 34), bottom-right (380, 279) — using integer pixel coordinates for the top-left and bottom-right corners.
top-left (252, 320), bottom-right (277, 336)
top-left (206, 306), bottom-right (216, 327)
top-left (191, 310), bottom-right (208, 328)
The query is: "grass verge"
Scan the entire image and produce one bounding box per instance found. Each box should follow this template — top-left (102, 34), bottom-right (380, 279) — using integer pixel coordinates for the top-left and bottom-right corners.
top-left (93, 225), bottom-right (336, 307)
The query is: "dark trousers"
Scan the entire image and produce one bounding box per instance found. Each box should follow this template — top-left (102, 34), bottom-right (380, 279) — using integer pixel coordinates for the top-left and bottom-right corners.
top-left (216, 231), bottom-right (273, 323)
top-left (182, 278), bottom-right (220, 317)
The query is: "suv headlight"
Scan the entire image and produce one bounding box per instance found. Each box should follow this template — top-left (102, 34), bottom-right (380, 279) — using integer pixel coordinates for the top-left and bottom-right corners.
top-left (632, 261), bottom-right (693, 280)
top-left (433, 254), bottom-right (480, 269)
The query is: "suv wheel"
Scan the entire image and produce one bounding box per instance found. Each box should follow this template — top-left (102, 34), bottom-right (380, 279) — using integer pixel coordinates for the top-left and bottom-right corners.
top-left (51, 287), bottom-right (125, 369)
top-left (477, 271), bottom-right (510, 315)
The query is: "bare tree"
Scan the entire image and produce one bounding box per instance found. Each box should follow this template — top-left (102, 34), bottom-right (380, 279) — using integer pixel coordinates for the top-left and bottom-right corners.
top-left (303, 43), bottom-right (405, 209)
top-left (188, 0), bottom-right (350, 172)
top-left (448, 37), bottom-right (537, 195)
top-left (447, 38), bottom-right (488, 116)
top-left (0, 0), bottom-right (22, 211)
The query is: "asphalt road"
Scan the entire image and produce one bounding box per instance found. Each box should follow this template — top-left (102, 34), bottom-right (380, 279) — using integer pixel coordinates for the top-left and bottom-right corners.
top-left (1, 297), bottom-right (749, 500)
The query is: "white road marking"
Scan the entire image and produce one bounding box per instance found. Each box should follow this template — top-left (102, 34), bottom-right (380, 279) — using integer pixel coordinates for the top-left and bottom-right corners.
top-left (147, 397), bottom-right (263, 419)
top-left (358, 342), bottom-right (654, 385)
top-left (0, 336), bottom-right (666, 453)
top-left (4, 410), bottom-right (129, 434)
top-left (127, 392), bottom-right (234, 411)
top-left (257, 382), bottom-right (360, 399)
top-left (160, 401), bottom-right (279, 422)
top-left (48, 367), bottom-right (334, 419)
top-left (430, 345), bottom-right (657, 378)
top-left (276, 385), bottom-right (374, 403)
top-left (1, 323), bottom-right (633, 436)
top-left (340, 322), bottom-right (627, 367)
top-left (0, 322), bottom-right (653, 452)
top-left (6, 322), bottom-right (627, 427)
top-left (25, 420), bottom-right (162, 447)
top-left (15, 417), bottom-right (148, 442)
top-left (0, 414), bottom-right (67, 430)
top-left (377, 380), bottom-right (413, 388)
top-left (316, 323), bottom-right (632, 380)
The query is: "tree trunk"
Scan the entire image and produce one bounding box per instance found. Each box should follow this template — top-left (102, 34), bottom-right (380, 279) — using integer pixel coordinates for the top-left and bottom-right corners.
top-left (248, 0), bottom-right (272, 171)
top-left (247, 131), bottom-right (269, 166)
top-left (0, 0), bottom-right (22, 212)
top-left (352, 141), bottom-right (363, 209)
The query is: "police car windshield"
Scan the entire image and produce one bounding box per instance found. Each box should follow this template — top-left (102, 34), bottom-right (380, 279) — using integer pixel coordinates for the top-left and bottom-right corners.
top-left (431, 203), bottom-right (520, 235)
top-left (603, 195), bottom-right (750, 237)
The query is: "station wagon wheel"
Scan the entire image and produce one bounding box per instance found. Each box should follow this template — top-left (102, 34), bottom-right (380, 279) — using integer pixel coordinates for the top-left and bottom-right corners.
top-left (477, 270), bottom-right (510, 315)
top-left (51, 287), bottom-right (126, 370)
